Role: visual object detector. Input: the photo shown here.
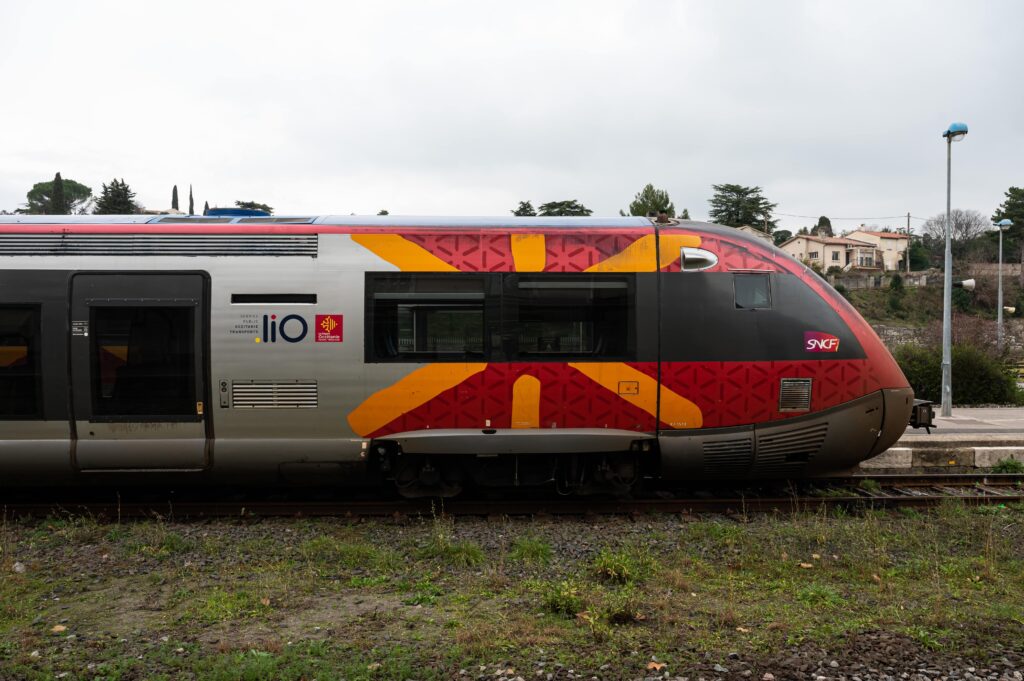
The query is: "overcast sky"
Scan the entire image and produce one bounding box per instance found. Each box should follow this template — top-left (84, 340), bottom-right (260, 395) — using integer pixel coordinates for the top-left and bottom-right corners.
top-left (1, 1), bottom-right (1021, 232)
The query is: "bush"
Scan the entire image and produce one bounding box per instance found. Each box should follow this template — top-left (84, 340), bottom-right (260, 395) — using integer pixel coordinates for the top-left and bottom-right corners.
top-left (991, 458), bottom-right (1024, 473)
top-left (833, 283), bottom-right (849, 300)
top-left (894, 344), bottom-right (1023, 405)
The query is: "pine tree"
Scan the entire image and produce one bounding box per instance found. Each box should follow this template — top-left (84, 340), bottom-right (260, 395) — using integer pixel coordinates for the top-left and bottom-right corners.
top-left (234, 200), bottom-right (273, 215)
top-left (511, 201), bottom-right (537, 216)
top-left (537, 200), bottom-right (592, 216)
top-left (812, 215), bottom-right (833, 237)
top-left (189, 185), bottom-right (195, 215)
top-left (49, 172), bottom-right (68, 214)
top-left (93, 179), bottom-right (138, 214)
top-left (624, 184), bottom-right (675, 217)
top-left (680, 208), bottom-right (690, 220)
top-left (21, 176), bottom-right (92, 214)
top-left (171, 185), bottom-right (179, 211)
top-left (377, 209), bottom-right (389, 215)
top-left (707, 184), bottom-right (778, 232)
top-left (203, 201), bottom-right (209, 216)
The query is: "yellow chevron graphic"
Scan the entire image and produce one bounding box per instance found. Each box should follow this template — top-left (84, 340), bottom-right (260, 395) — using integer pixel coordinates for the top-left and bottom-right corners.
top-left (584, 234), bottom-right (702, 273)
top-left (569, 362), bottom-right (703, 429)
top-left (511, 234), bottom-right (546, 272)
top-left (351, 234), bottom-right (458, 272)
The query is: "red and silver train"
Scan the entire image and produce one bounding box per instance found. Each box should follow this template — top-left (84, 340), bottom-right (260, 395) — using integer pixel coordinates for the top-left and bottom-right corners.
top-left (0, 215), bottom-right (922, 496)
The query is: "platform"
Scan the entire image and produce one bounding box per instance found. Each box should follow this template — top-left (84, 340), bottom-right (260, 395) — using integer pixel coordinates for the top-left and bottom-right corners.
top-left (860, 407), bottom-right (1024, 471)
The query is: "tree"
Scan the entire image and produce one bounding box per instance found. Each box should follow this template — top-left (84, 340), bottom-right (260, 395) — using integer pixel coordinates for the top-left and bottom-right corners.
top-left (50, 173), bottom-right (68, 214)
top-left (537, 200), bottom-right (592, 216)
top-left (377, 209), bottom-right (389, 215)
top-left (624, 183), bottom-right (675, 218)
top-left (908, 239), bottom-right (931, 270)
top-left (992, 187), bottom-right (1024, 286)
top-left (171, 185), bottom-right (179, 211)
top-left (921, 209), bottom-right (989, 260)
top-left (707, 184), bottom-right (777, 232)
top-left (773, 229), bottom-right (792, 246)
top-left (234, 200), bottom-right (273, 215)
top-left (680, 208), bottom-right (690, 220)
top-left (203, 201), bottom-right (210, 216)
top-left (812, 216), bottom-right (833, 237)
top-left (20, 176), bottom-right (92, 214)
top-left (93, 179), bottom-right (138, 214)
top-left (188, 185), bottom-right (194, 216)
top-left (511, 201), bottom-right (537, 216)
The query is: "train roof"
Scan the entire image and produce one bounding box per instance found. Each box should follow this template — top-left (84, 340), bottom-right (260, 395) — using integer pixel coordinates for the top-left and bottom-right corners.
top-left (0, 215), bottom-right (654, 229)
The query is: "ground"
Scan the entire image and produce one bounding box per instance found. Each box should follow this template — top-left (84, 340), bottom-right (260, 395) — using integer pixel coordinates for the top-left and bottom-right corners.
top-left (1, 503), bottom-right (1023, 680)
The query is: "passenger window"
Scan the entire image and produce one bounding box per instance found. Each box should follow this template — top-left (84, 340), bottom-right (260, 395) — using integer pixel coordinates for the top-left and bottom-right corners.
top-left (368, 274), bottom-right (487, 361)
top-left (91, 307), bottom-right (196, 417)
top-left (509, 276), bottom-right (633, 358)
top-left (734, 273), bottom-right (771, 309)
top-left (0, 306), bottom-right (41, 419)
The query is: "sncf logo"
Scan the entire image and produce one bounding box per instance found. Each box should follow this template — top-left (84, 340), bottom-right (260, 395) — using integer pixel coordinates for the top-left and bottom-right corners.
top-left (804, 331), bottom-right (840, 353)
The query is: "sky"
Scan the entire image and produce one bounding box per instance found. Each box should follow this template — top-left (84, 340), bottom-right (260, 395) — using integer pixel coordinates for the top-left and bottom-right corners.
top-left (1, 0), bottom-right (1021, 233)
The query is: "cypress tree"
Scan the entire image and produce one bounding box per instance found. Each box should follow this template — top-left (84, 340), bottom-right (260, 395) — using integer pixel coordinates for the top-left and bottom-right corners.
top-left (171, 185), bottom-right (179, 211)
top-left (50, 172), bottom-right (68, 214)
top-left (188, 185), bottom-right (195, 215)
top-left (203, 201), bottom-right (209, 216)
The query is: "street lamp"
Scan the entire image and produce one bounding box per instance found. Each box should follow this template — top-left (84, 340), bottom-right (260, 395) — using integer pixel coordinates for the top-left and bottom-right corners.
top-left (995, 218), bottom-right (1014, 351)
top-left (940, 122), bottom-right (968, 417)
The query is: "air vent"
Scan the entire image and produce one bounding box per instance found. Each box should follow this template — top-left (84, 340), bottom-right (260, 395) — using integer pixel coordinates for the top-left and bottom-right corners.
top-left (154, 217), bottom-right (235, 223)
top-left (753, 423), bottom-right (828, 476)
top-left (0, 234), bottom-right (317, 257)
top-left (232, 380), bottom-right (318, 409)
top-left (702, 437), bottom-right (754, 476)
top-left (779, 378), bottom-right (812, 411)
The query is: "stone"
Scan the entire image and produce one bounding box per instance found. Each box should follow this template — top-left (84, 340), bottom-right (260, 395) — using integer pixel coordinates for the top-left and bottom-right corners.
top-left (830, 661), bottom-right (840, 668)
top-left (713, 665), bottom-right (729, 673)
top-left (12, 562), bottom-right (26, 574)
top-left (762, 675), bottom-right (775, 681)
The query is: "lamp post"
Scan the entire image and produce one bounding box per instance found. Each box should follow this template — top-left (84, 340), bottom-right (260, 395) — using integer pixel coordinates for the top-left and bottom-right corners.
top-left (995, 218), bottom-right (1014, 351)
top-left (940, 122), bottom-right (968, 417)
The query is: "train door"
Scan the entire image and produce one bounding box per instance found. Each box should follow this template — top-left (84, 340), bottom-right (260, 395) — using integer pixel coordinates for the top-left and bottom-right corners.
top-left (70, 273), bottom-right (209, 470)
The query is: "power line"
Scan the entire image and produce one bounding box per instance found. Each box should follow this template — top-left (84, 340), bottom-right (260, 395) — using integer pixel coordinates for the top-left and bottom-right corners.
top-left (776, 212), bottom-right (929, 221)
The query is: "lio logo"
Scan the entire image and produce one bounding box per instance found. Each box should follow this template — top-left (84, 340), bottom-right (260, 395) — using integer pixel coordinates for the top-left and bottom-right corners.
top-left (256, 314), bottom-right (308, 344)
top-left (804, 331), bottom-right (840, 352)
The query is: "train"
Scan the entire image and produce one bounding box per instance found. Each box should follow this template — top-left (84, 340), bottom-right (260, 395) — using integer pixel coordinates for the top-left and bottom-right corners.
top-left (0, 214), bottom-right (928, 496)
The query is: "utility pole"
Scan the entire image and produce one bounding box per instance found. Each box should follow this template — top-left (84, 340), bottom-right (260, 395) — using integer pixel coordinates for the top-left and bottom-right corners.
top-left (906, 212), bottom-right (911, 273)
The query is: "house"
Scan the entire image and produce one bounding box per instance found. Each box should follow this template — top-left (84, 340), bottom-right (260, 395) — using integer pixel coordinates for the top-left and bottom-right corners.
top-left (846, 230), bottom-right (910, 272)
top-left (778, 234), bottom-right (882, 271)
top-left (736, 225), bottom-right (773, 242)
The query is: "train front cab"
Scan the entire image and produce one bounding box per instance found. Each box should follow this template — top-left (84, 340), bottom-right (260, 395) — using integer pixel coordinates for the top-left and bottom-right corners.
top-left (654, 225), bottom-right (913, 481)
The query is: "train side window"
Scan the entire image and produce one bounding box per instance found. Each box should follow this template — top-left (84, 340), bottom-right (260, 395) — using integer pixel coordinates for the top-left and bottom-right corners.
top-left (734, 273), bottom-right (771, 309)
top-left (507, 276), bottom-right (634, 358)
top-left (0, 306), bottom-right (41, 419)
top-left (367, 274), bottom-right (488, 362)
top-left (90, 307), bottom-right (196, 417)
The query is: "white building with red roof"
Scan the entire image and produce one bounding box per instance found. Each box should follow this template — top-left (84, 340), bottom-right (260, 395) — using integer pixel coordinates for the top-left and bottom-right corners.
top-left (846, 229), bottom-right (910, 271)
top-left (778, 233), bottom-right (883, 271)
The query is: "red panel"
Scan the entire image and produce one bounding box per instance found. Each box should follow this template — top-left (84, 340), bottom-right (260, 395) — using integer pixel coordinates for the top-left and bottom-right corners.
top-left (542, 234), bottom-right (640, 272)
top-left (403, 233), bottom-right (514, 272)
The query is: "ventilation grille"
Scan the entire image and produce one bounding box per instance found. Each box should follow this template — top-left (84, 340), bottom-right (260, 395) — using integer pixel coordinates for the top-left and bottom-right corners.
top-left (702, 438), bottom-right (754, 477)
top-left (779, 378), bottom-right (813, 411)
top-left (232, 380), bottom-right (318, 409)
top-left (0, 234), bottom-right (318, 256)
top-left (753, 423), bottom-right (828, 476)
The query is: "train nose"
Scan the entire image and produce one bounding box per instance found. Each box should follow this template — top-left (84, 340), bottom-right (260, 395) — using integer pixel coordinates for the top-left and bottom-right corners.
top-left (869, 387), bottom-right (915, 458)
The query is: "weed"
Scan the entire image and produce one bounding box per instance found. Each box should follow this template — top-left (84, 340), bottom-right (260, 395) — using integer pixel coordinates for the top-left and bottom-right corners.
top-left (992, 458), bottom-right (1024, 474)
top-left (300, 536), bottom-right (394, 570)
top-left (402, 578), bottom-right (443, 606)
top-left (600, 585), bottom-right (646, 625)
top-left (541, 579), bottom-right (585, 617)
top-left (859, 479), bottom-right (881, 493)
top-left (416, 517), bottom-right (485, 567)
top-left (190, 588), bottom-right (272, 624)
top-left (509, 535), bottom-right (552, 565)
top-left (794, 583), bottom-right (845, 608)
top-left (592, 546), bottom-right (656, 585)
top-left (348, 574), bottom-right (390, 588)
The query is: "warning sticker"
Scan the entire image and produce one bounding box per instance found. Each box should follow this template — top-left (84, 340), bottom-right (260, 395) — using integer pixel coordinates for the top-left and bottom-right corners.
top-left (315, 314), bottom-right (343, 342)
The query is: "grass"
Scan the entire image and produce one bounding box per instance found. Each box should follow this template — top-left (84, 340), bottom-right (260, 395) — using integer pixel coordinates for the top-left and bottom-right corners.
top-left (2, 505), bottom-right (1024, 677)
top-left (992, 458), bottom-right (1024, 473)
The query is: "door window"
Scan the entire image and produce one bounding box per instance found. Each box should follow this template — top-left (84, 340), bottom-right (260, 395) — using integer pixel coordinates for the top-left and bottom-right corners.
top-left (91, 307), bottom-right (196, 417)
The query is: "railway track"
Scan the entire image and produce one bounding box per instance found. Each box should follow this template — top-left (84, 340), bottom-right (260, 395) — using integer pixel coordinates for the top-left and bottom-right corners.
top-left (2, 474), bottom-right (1022, 519)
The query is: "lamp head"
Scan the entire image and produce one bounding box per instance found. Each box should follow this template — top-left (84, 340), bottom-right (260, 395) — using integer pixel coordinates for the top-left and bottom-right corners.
top-left (954, 278), bottom-right (976, 292)
top-left (943, 122), bottom-right (968, 142)
top-left (996, 219), bottom-right (1013, 229)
